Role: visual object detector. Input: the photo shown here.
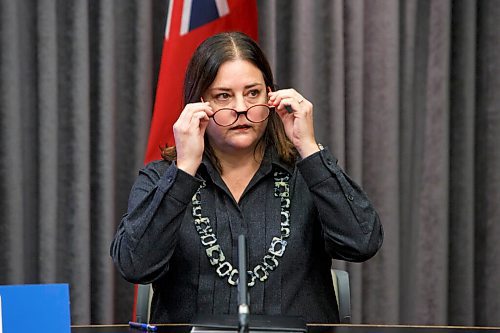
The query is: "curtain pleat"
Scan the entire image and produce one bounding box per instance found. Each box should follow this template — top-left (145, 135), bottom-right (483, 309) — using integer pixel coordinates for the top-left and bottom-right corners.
top-left (344, 0), bottom-right (364, 178)
top-left (1, 0), bottom-right (25, 284)
top-left (89, 0), bottom-right (116, 324)
top-left (1, 0), bottom-right (499, 326)
top-left (37, 0), bottom-right (59, 283)
top-left (324, 0), bottom-right (345, 166)
top-left (58, 0), bottom-right (92, 323)
top-left (414, 0), bottom-right (451, 324)
top-left (342, 1), bottom-right (365, 321)
top-left (399, 0), bottom-right (429, 323)
top-left (448, 0), bottom-right (476, 325)
top-left (475, 0), bottom-right (500, 325)
top-left (360, 0), bottom-right (401, 324)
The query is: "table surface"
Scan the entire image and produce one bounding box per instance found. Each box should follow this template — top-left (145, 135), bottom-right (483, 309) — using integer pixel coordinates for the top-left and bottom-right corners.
top-left (72, 324), bottom-right (500, 333)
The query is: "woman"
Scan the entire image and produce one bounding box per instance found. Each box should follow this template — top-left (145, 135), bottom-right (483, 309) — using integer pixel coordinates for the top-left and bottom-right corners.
top-left (111, 32), bottom-right (383, 323)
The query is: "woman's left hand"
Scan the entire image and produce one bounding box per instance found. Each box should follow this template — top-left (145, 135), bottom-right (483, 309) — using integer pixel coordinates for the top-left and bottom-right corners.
top-left (268, 88), bottom-right (320, 158)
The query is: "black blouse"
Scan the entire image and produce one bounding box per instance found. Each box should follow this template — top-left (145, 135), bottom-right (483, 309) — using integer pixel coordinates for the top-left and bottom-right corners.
top-left (110, 147), bottom-right (383, 323)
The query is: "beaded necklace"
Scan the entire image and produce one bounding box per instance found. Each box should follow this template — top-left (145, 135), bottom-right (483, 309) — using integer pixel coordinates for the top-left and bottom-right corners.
top-left (191, 171), bottom-right (291, 287)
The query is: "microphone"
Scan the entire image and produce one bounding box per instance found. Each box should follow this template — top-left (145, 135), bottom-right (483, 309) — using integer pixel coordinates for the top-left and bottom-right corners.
top-left (238, 234), bottom-right (249, 333)
top-left (190, 235), bottom-right (306, 333)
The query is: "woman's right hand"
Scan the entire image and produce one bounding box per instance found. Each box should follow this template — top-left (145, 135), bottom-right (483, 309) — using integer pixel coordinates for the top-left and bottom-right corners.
top-left (173, 102), bottom-right (213, 176)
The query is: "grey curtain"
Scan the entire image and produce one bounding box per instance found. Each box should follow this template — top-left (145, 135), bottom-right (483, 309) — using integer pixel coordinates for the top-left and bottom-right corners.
top-left (1, 0), bottom-right (499, 326)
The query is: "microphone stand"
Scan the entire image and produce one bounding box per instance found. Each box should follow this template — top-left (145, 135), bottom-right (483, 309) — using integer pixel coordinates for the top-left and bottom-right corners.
top-left (190, 235), bottom-right (306, 333)
top-left (238, 235), bottom-right (250, 333)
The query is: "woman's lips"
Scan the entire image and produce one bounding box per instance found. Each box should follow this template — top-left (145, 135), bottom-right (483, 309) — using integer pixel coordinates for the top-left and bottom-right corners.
top-left (230, 125), bottom-right (251, 130)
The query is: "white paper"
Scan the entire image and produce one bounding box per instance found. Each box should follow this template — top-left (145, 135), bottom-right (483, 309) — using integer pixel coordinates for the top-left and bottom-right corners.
top-left (0, 295), bottom-right (3, 333)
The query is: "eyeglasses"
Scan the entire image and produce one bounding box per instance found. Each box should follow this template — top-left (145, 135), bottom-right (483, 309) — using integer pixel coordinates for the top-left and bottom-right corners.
top-left (210, 104), bottom-right (273, 127)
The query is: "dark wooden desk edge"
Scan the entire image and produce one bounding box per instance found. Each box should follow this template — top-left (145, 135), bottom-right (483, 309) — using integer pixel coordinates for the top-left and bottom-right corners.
top-left (71, 324), bottom-right (500, 330)
top-left (309, 324), bottom-right (500, 330)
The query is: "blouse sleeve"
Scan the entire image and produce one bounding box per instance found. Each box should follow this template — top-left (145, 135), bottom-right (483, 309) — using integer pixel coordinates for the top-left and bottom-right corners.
top-left (296, 148), bottom-right (383, 262)
top-left (110, 161), bottom-right (202, 283)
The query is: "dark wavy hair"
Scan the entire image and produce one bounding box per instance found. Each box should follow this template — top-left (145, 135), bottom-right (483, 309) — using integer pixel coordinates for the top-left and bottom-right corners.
top-left (161, 32), bottom-right (296, 172)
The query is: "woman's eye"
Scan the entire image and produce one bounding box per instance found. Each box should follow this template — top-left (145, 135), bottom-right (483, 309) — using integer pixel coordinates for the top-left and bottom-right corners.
top-left (216, 93), bottom-right (230, 100)
top-left (248, 90), bottom-right (260, 97)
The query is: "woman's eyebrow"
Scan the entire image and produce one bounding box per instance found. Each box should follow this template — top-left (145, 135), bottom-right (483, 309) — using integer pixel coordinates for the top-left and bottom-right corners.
top-left (209, 83), bottom-right (264, 92)
top-left (244, 82), bottom-right (264, 89)
top-left (209, 87), bottom-right (232, 92)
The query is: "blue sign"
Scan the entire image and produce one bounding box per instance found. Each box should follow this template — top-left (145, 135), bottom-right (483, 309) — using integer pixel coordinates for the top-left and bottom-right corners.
top-left (0, 284), bottom-right (70, 333)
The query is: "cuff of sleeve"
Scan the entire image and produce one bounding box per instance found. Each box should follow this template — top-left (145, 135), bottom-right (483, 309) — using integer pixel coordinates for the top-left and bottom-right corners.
top-left (158, 164), bottom-right (203, 204)
top-left (296, 148), bottom-right (340, 188)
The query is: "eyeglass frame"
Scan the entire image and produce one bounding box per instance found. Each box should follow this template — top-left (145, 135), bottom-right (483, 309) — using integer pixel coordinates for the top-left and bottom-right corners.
top-left (209, 104), bottom-right (275, 127)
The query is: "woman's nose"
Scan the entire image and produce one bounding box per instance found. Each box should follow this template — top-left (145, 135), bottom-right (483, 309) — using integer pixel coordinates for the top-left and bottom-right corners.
top-left (233, 95), bottom-right (249, 111)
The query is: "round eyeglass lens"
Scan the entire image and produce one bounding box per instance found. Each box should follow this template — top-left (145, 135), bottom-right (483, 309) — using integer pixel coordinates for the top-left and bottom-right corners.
top-left (212, 109), bottom-right (237, 126)
top-left (247, 105), bottom-right (271, 123)
top-left (212, 104), bottom-right (271, 127)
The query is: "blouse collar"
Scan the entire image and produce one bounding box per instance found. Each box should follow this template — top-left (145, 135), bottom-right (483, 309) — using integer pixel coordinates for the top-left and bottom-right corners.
top-left (199, 145), bottom-right (294, 183)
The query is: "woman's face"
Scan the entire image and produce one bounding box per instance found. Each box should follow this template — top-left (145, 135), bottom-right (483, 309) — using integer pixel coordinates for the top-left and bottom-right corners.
top-left (204, 59), bottom-right (269, 155)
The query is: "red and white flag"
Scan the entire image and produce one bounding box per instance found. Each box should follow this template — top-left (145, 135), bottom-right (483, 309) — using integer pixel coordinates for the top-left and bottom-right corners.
top-left (144, 0), bottom-right (258, 163)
